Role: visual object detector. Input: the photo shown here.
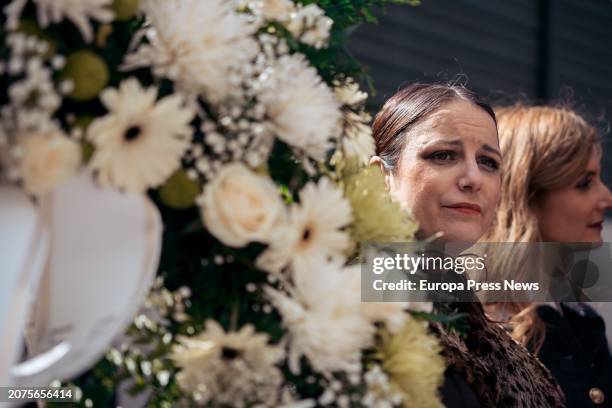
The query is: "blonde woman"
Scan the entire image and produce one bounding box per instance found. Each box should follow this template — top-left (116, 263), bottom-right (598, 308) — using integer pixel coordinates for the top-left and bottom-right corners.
top-left (487, 105), bottom-right (612, 407)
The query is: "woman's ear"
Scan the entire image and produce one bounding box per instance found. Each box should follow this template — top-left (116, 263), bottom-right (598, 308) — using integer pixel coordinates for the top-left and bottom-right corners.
top-left (369, 156), bottom-right (391, 191)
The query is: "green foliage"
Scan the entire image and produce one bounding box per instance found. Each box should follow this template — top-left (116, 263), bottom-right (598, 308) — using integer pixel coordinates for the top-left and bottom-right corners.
top-left (313, 0), bottom-right (418, 29)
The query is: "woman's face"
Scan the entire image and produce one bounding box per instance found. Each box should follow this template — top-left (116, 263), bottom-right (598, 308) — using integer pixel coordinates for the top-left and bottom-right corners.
top-left (533, 148), bottom-right (612, 243)
top-left (380, 99), bottom-right (501, 242)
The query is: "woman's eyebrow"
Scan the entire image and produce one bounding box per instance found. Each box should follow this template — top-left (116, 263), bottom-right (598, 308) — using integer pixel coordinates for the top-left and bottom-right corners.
top-left (422, 139), bottom-right (502, 158)
top-left (421, 139), bottom-right (463, 148)
top-left (482, 144), bottom-right (502, 158)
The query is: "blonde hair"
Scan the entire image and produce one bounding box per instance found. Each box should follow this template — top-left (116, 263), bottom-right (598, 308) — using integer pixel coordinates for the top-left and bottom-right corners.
top-left (483, 104), bottom-right (600, 351)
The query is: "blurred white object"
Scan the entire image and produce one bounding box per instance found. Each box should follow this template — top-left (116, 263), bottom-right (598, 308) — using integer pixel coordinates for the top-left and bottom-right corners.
top-left (0, 186), bottom-right (49, 388)
top-left (10, 172), bottom-right (162, 387)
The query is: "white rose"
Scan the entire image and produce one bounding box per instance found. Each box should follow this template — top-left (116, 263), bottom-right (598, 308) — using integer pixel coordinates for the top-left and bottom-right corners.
top-left (256, 0), bottom-right (295, 21)
top-left (200, 162), bottom-right (284, 247)
top-left (19, 130), bottom-right (81, 196)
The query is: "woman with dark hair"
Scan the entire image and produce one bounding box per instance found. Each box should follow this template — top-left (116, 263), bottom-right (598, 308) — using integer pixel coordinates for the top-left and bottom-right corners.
top-left (370, 84), bottom-right (565, 407)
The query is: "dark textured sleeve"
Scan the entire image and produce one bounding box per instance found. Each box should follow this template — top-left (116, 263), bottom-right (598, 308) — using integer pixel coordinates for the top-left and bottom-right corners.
top-left (440, 369), bottom-right (481, 408)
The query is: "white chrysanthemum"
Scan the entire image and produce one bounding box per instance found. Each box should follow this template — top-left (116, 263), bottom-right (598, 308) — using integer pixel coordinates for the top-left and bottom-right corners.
top-left (87, 78), bottom-right (195, 192)
top-left (334, 81), bottom-right (368, 107)
top-left (173, 320), bottom-right (284, 407)
top-left (4, 0), bottom-right (114, 42)
top-left (123, 0), bottom-right (257, 102)
top-left (332, 80), bottom-right (375, 163)
top-left (259, 54), bottom-right (341, 161)
top-left (343, 264), bottom-right (433, 333)
top-left (341, 111), bottom-right (375, 163)
top-left (287, 4), bottom-right (333, 49)
top-left (265, 259), bottom-right (374, 375)
top-left (256, 177), bottom-right (351, 274)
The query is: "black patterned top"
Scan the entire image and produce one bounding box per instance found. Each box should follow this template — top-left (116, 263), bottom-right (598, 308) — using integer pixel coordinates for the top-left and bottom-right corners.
top-left (431, 302), bottom-right (565, 408)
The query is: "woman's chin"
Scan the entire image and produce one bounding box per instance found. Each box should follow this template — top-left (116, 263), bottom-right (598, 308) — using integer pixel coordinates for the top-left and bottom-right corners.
top-left (427, 226), bottom-right (484, 243)
top-left (570, 230), bottom-right (605, 246)
top-left (582, 235), bottom-right (604, 247)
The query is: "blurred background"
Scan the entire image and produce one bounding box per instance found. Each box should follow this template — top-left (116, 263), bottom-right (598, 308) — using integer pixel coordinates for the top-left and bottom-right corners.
top-left (348, 0), bottom-right (612, 187)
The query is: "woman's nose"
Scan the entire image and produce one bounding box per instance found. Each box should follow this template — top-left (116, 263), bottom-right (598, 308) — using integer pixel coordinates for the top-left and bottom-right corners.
top-left (457, 161), bottom-right (483, 193)
top-left (599, 183), bottom-right (612, 211)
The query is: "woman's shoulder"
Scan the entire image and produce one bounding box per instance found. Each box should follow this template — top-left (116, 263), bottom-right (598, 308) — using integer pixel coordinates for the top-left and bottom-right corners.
top-left (536, 302), bottom-right (608, 355)
top-left (538, 302), bottom-right (603, 322)
top-left (536, 302), bottom-right (612, 407)
top-left (431, 302), bottom-right (565, 407)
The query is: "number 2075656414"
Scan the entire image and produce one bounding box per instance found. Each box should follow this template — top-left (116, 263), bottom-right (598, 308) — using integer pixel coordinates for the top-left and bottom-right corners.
top-left (2, 387), bottom-right (76, 402)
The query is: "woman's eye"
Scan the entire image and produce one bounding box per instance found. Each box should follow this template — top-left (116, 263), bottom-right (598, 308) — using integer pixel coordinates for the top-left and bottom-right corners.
top-left (477, 156), bottom-right (499, 171)
top-left (576, 177), bottom-right (592, 191)
top-left (427, 151), bottom-right (455, 162)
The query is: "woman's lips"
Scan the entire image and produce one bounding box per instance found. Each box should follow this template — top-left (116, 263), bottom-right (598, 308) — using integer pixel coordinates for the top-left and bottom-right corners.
top-left (587, 220), bottom-right (604, 230)
top-left (442, 203), bottom-right (482, 216)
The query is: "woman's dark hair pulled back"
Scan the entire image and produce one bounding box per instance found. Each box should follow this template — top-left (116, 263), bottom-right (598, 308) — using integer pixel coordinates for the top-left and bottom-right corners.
top-left (372, 83), bottom-right (497, 172)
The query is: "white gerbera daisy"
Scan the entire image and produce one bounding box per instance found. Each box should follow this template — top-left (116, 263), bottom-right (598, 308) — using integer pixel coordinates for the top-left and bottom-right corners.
top-left (123, 0), bottom-right (257, 102)
top-left (87, 78), bottom-right (195, 192)
top-left (4, 0), bottom-right (114, 43)
top-left (172, 320), bottom-right (284, 407)
top-left (258, 54), bottom-right (341, 161)
top-left (265, 258), bottom-right (374, 375)
top-left (256, 177), bottom-right (352, 274)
